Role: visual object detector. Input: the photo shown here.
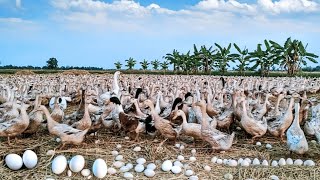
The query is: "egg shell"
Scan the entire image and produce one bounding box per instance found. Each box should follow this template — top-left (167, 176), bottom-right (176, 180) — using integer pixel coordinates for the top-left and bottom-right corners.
top-left (5, 154), bottom-right (23, 171)
top-left (244, 158), bottom-right (251, 164)
top-left (161, 160), bottom-right (173, 172)
top-left (304, 160), bottom-right (315, 166)
top-left (120, 166), bottom-right (130, 172)
top-left (266, 144), bottom-right (272, 149)
top-left (228, 160), bottom-right (238, 167)
top-left (136, 158), bottom-right (146, 164)
top-left (216, 159), bottom-right (223, 164)
top-left (124, 136), bottom-right (130, 140)
top-left (278, 158), bottom-right (286, 166)
top-left (92, 158), bottom-right (108, 178)
top-left (262, 160), bottom-right (269, 166)
top-left (177, 155), bottom-right (185, 161)
top-left (286, 158), bottom-right (293, 165)
top-left (111, 151), bottom-right (119, 156)
top-left (123, 172), bottom-right (134, 179)
top-left (294, 159), bottom-right (303, 166)
top-left (191, 149), bottom-right (196, 154)
top-left (189, 156), bottom-right (196, 162)
top-left (135, 164), bottom-right (145, 173)
top-left (52, 155), bottom-right (67, 175)
top-left (81, 169), bottom-right (91, 177)
top-left (271, 160), bottom-right (278, 167)
top-left (179, 145), bottom-right (185, 150)
top-left (67, 170), bottom-right (72, 177)
top-left (204, 165), bottom-right (211, 172)
top-left (241, 160), bottom-right (250, 167)
top-left (108, 167), bottom-right (117, 175)
top-left (133, 146), bottom-right (141, 152)
top-left (185, 169), bottom-right (194, 176)
top-left (171, 165), bottom-right (182, 174)
top-left (211, 157), bottom-right (217, 163)
top-left (237, 158), bottom-right (244, 165)
top-left (23, 150), bottom-right (38, 169)
top-left (223, 159), bottom-right (229, 165)
top-left (115, 155), bottom-right (123, 161)
top-left (252, 158), bottom-right (260, 166)
top-left (144, 169), bottom-right (156, 177)
top-left (270, 175), bottom-right (279, 180)
top-left (46, 150), bottom-right (55, 156)
top-left (256, 142), bottom-right (262, 146)
top-left (87, 175), bottom-right (92, 179)
top-left (113, 161), bottom-right (124, 168)
top-left (69, 155), bottom-right (85, 173)
top-left (173, 161), bottom-right (183, 168)
top-left (126, 163), bottom-right (134, 170)
top-left (147, 163), bottom-right (156, 170)
top-left (189, 175), bottom-right (199, 180)
top-left (116, 144), bottom-right (122, 149)
top-left (224, 173), bottom-right (233, 180)
top-left (175, 144), bottom-right (181, 148)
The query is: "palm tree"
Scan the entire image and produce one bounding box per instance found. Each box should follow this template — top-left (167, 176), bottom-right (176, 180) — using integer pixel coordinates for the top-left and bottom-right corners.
top-left (213, 43), bottom-right (237, 75)
top-left (151, 59), bottom-right (160, 70)
top-left (114, 61), bottom-right (122, 70)
top-left (160, 60), bottom-right (169, 74)
top-left (140, 59), bottom-right (149, 73)
top-left (199, 45), bottom-right (215, 74)
top-left (269, 37), bottom-right (318, 75)
top-left (233, 43), bottom-right (249, 75)
top-left (125, 57), bottom-right (136, 70)
top-left (164, 49), bottom-right (180, 72)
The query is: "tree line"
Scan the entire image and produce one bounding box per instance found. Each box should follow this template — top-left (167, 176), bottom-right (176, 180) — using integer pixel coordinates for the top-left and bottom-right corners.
top-left (115, 37), bottom-right (318, 76)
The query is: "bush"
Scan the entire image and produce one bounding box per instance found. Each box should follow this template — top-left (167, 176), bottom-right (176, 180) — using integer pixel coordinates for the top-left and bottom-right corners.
top-left (15, 70), bottom-right (35, 75)
top-left (62, 69), bottom-right (90, 75)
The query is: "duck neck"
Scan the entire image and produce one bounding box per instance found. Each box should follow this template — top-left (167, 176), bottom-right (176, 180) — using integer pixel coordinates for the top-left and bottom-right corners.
top-left (200, 105), bottom-right (209, 127)
top-left (117, 104), bottom-right (124, 113)
top-left (181, 112), bottom-right (187, 124)
top-left (41, 106), bottom-right (58, 128)
top-left (241, 101), bottom-right (248, 118)
top-left (113, 73), bottom-right (120, 94)
top-left (293, 103), bottom-right (300, 126)
top-left (274, 95), bottom-right (282, 114)
top-left (133, 101), bottom-right (143, 115)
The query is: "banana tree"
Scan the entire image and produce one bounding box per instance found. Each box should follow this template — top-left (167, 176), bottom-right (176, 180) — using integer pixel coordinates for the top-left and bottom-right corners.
top-left (179, 51), bottom-right (193, 75)
top-left (213, 43), bottom-right (238, 75)
top-left (269, 37), bottom-right (318, 75)
top-left (139, 59), bottom-right (149, 73)
top-left (233, 43), bottom-right (249, 75)
top-left (151, 59), bottom-right (160, 70)
top-left (191, 44), bottom-right (203, 74)
top-left (164, 49), bottom-right (180, 72)
top-left (125, 57), bottom-right (136, 70)
top-left (114, 61), bottom-right (122, 70)
top-left (160, 60), bottom-right (169, 74)
top-left (199, 45), bottom-right (215, 73)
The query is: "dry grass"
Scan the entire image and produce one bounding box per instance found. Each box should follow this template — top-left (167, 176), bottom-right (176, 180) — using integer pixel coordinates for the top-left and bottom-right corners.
top-left (1, 104), bottom-right (320, 180)
top-left (62, 70), bottom-right (90, 75)
top-left (15, 70), bottom-right (35, 75)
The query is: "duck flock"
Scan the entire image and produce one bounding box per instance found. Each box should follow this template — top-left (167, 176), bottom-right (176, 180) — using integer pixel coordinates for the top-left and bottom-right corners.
top-left (1, 71), bottom-right (320, 179)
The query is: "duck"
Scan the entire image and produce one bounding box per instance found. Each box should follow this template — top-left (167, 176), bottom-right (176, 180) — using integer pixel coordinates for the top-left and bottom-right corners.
top-left (71, 96), bottom-right (92, 130)
top-left (143, 99), bottom-right (180, 143)
top-left (304, 103), bottom-right (320, 143)
top-left (195, 100), bottom-right (235, 151)
top-left (23, 95), bottom-right (44, 135)
top-left (0, 103), bottom-right (30, 144)
top-left (36, 105), bottom-right (89, 149)
top-left (286, 102), bottom-right (308, 154)
top-left (50, 96), bottom-right (64, 123)
top-left (240, 99), bottom-right (267, 143)
top-left (267, 95), bottom-right (295, 141)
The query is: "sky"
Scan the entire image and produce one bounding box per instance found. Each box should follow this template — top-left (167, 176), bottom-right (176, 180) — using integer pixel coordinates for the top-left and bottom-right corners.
top-left (0, 0), bottom-right (319, 69)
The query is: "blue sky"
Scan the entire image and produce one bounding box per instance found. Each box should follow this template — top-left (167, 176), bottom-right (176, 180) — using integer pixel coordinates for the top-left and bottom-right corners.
top-left (0, 0), bottom-right (319, 69)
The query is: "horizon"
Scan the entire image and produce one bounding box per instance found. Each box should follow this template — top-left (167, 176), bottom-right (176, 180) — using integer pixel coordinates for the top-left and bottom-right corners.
top-left (0, 0), bottom-right (319, 69)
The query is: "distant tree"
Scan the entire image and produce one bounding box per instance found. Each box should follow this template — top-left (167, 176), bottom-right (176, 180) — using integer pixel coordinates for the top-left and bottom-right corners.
top-left (46, 57), bottom-right (58, 69)
top-left (160, 60), bottom-right (169, 74)
top-left (125, 57), bottom-right (136, 70)
top-left (151, 59), bottom-right (160, 70)
top-left (140, 59), bottom-right (149, 73)
top-left (233, 43), bottom-right (250, 75)
top-left (114, 61), bottom-right (122, 70)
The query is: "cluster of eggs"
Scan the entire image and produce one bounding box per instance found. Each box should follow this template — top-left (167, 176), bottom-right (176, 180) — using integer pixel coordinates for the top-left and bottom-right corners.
top-left (5, 150), bottom-right (38, 170)
top-left (211, 156), bottom-right (316, 167)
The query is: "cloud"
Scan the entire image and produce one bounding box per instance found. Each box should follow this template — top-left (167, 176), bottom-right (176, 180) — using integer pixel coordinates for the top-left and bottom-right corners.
top-left (15, 0), bottom-right (21, 8)
top-left (257, 0), bottom-right (319, 14)
top-left (195, 0), bottom-right (257, 15)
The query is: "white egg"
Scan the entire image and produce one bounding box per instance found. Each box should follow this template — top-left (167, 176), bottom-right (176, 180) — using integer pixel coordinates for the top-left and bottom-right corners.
top-left (136, 158), bottom-right (146, 164)
top-left (211, 156), bottom-right (217, 163)
top-left (46, 150), bottom-right (55, 156)
top-left (46, 178), bottom-right (55, 180)
top-left (311, 140), bottom-right (317, 144)
top-left (161, 160), bottom-right (173, 172)
top-left (135, 164), bottom-right (145, 173)
top-left (228, 160), bottom-right (238, 167)
top-left (183, 163), bottom-right (191, 170)
top-left (81, 169), bottom-right (91, 177)
top-left (120, 166), bottom-right (130, 172)
top-left (123, 172), bottom-right (134, 179)
top-left (286, 158), bottom-right (293, 165)
top-left (271, 160), bottom-right (278, 167)
top-left (189, 175), bottom-right (199, 180)
top-left (113, 161), bottom-right (124, 168)
top-left (23, 150), bottom-right (38, 169)
top-left (126, 163), bottom-right (134, 170)
top-left (244, 158), bottom-right (251, 164)
top-left (224, 173), bottom-right (233, 180)
top-left (56, 138), bottom-right (61, 143)
top-left (87, 175), bottom-right (92, 179)
top-left (278, 158), bottom-right (286, 166)
top-left (270, 175), bottom-right (279, 180)
top-left (204, 165), bottom-right (211, 172)
top-left (241, 160), bottom-right (250, 167)
top-left (216, 159), bottom-right (223, 164)
top-left (171, 165), bottom-right (182, 174)
top-left (256, 142), bottom-right (262, 146)
top-left (266, 144), bottom-right (272, 149)
top-left (304, 160), bottom-right (315, 166)
top-left (252, 158), bottom-right (260, 166)
top-left (51, 155), bottom-right (67, 175)
top-left (5, 154), bottom-right (23, 171)
top-left (144, 169), bottom-right (155, 177)
top-left (69, 155), bottom-right (85, 173)
top-left (236, 126), bottom-right (242, 130)
top-left (111, 151), bottom-right (119, 156)
top-left (294, 159), bottom-right (303, 166)
top-left (262, 160), bottom-right (269, 166)
top-left (147, 163), bottom-right (156, 170)
top-left (177, 155), bottom-right (185, 161)
top-left (175, 143), bottom-right (181, 148)
top-left (179, 145), bottom-right (185, 150)
top-left (191, 149), bottom-right (196, 154)
top-left (67, 170), bottom-right (72, 177)
top-left (107, 167), bottom-right (117, 175)
top-left (189, 156), bottom-right (196, 162)
top-left (133, 146), bottom-right (141, 152)
top-left (174, 161), bottom-right (183, 168)
top-left (237, 158), bottom-right (243, 165)
top-left (124, 136), bottom-right (130, 140)
top-left (185, 169), bottom-right (194, 176)
top-left (116, 144), bottom-right (122, 149)
top-left (115, 155), bottom-right (124, 161)
top-left (92, 158), bottom-right (108, 178)
top-left (223, 159), bottom-right (229, 165)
